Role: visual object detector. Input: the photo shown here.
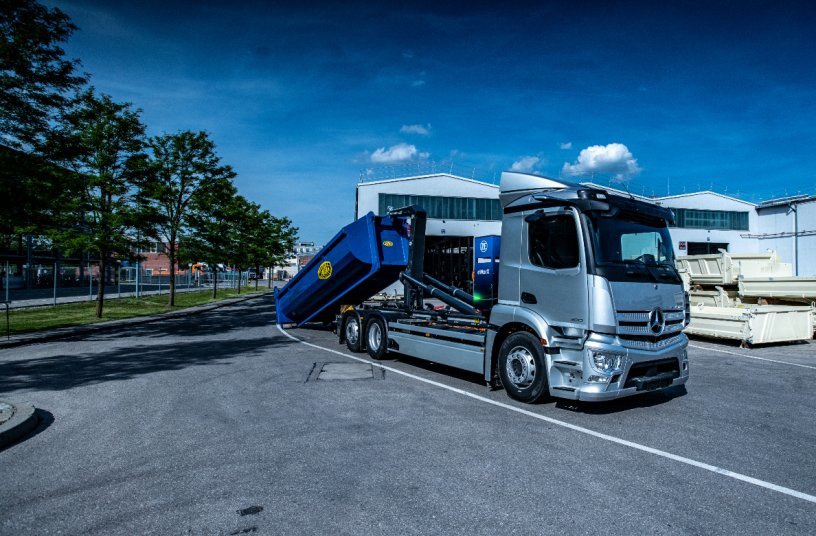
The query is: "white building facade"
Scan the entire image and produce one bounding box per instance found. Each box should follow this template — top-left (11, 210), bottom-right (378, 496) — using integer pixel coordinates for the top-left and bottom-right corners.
top-left (353, 173), bottom-right (816, 285)
top-left (753, 195), bottom-right (816, 276)
top-left (655, 192), bottom-right (758, 257)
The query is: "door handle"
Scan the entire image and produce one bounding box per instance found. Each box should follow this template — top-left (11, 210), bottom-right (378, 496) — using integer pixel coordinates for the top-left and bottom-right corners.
top-left (521, 292), bottom-right (537, 304)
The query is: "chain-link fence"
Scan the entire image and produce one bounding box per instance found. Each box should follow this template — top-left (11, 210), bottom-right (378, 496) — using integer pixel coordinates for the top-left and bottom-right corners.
top-left (0, 261), bottom-right (265, 309)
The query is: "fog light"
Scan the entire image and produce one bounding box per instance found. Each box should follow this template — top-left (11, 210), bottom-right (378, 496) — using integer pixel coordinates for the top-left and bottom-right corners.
top-left (587, 375), bottom-right (610, 383)
top-left (591, 351), bottom-right (624, 373)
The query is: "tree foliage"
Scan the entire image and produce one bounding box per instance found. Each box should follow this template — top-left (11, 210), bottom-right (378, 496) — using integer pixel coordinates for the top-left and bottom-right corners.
top-left (251, 212), bottom-right (297, 289)
top-left (181, 177), bottom-right (238, 299)
top-left (0, 144), bottom-right (81, 235)
top-left (50, 88), bottom-right (151, 317)
top-left (145, 130), bottom-right (236, 305)
top-left (0, 0), bottom-right (86, 151)
top-left (1, 2), bottom-right (300, 313)
top-left (0, 0), bottom-right (86, 236)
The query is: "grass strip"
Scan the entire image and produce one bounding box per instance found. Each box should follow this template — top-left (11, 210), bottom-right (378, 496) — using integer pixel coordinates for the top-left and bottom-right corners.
top-left (4, 287), bottom-right (271, 336)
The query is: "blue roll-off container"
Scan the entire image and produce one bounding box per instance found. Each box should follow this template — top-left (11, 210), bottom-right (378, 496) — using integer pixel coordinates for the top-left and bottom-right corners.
top-left (275, 212), bottom-right (410, 326)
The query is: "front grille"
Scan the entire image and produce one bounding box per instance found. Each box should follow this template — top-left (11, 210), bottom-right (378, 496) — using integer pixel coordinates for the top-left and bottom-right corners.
top-left (616, 309), bottom-right (685, 337)
top-left (619, 333), bottom-right (684, 350)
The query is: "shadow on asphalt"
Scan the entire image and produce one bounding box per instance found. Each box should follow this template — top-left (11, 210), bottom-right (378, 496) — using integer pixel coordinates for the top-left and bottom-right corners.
top-left (0, 408), bottom-right (54, 453)
top-left (0, 297), bottom-right (294, 393)
top-left (295, 324), bottom-right (687, 413)
top-left (555, 385), bottom-right (688, 414)
top-left (73, 294), bottom-right (277, 341)
top-left (687, 334), bottom-right (813, 350)
top-left (294, 324), bottom-right (489, 387)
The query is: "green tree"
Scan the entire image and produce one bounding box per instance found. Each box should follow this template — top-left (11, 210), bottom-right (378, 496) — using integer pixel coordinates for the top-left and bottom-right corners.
top-left (253, 213), bottom-right (297, 289)
top-left (145, 130), bottom-right (236, 306)
top-left (228, 198), bottom-right (298, 292)
top-left (0, 0), bottom-right (85, 150)
top-left (227, 195), bottom-right (260, 295)
top-left (0, 0), bottom-right (86, 236)
top-left (182, 177), bottom-right (238, 299)
top-left (50, 88), bottom-right (151, 318)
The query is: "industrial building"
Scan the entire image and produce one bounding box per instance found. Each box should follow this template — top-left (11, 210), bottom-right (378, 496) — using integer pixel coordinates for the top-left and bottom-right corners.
top-left (753, 195), bottom-right (816, 276)
top-left (356, 174), bottom-right (501, 290)
top-left (355, 173), bottom-right (816, 286)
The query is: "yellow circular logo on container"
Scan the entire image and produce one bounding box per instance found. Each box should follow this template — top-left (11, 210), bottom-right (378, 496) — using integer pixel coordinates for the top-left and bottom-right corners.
top-left (317, 261), bottom-right (333, 280)
top-left (382, 240), bottom-right (394, 247)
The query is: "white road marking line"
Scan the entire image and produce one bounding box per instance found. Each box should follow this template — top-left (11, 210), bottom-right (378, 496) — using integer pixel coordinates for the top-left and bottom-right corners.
top-left (277, 324), bottom-right (816, 505)
top-left (689, 343), bottom-right (816, 371)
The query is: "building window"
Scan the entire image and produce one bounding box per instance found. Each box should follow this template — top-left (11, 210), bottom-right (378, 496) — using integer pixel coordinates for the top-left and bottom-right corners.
top-left (379, 194), bottom-right (501, 221)
top-left (670, 208), bottom-right (749, 230)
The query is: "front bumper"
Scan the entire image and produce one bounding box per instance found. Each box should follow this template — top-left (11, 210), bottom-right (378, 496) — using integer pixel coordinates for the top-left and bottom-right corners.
top-left (549, 333), bottom-right (689, 402)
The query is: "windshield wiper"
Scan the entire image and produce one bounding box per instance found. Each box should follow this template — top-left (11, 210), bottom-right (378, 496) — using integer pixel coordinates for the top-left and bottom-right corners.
top-left (622, 259), bottom-right (659, 282)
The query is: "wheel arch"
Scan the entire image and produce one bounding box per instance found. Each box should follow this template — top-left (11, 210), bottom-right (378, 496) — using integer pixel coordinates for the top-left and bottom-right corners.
top-left (485, 319), bottom-right (551, 384)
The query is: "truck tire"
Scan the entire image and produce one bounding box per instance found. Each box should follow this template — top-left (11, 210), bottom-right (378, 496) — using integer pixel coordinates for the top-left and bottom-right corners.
top-left (344, 313), bottom-right (363, 353)
top-left (498, 332), bottom-right (549, 403)
top-left (366, 317), bottom-right (388, 360)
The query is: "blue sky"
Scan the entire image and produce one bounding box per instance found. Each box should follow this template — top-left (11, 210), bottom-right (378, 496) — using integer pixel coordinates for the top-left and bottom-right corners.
top-left (49, 1), bottom-right (816, 243)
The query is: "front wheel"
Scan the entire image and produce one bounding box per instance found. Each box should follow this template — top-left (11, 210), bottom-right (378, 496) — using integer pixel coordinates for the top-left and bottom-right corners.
top-left (498, 332), bottom-right (549, 403)
top-left (366, 317), bottom-right (388, 360)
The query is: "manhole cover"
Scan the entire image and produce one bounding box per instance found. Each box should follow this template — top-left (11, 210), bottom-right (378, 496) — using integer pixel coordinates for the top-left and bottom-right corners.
top-left (318, 363), bottom-right (374, 381)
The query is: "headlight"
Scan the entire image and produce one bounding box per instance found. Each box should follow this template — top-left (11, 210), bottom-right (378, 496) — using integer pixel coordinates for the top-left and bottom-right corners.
top-left (591, 350), bottom-right (624, 373)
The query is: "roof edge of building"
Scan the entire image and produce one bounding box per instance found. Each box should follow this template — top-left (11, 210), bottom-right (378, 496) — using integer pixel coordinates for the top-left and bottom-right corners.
top-left (357, 173), bottom-right (500, 189)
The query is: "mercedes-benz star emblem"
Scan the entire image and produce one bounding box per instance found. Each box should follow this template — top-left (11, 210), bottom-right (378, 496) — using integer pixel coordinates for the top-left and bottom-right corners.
top-left (648, 308), bottom-right (665, 335)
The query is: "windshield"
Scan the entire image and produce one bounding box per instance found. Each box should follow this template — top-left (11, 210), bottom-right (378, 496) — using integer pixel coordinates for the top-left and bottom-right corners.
top-left (586, 212), bottom-right (680, 283)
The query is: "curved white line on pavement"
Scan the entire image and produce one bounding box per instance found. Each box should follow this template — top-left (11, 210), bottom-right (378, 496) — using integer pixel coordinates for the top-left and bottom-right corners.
top-left (277, 324), bottom-right (816, 505)
top-left (689, 344), bottom-right (816, 371)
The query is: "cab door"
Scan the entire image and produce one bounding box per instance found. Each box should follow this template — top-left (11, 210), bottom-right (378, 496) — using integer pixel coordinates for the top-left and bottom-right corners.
top-left (519, 206), bottom-right (589, 331)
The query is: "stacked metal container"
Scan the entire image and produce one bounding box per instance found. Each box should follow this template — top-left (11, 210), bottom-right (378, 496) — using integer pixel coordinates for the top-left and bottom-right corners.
top-left (676, 251), bottom-right (815, 345)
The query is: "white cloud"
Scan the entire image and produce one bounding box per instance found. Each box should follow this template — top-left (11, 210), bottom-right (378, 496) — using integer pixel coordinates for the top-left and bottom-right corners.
top-left (370, 143), bottom-right (423, 163)
top-left (511, 156), bottom-right (541, 172)
top-left (559, 142), bottom-right (572, 150)
top-left (561, 143), bottom-right (641, 183)
top-left (400, 123), bottom-right (432, 136)
top-left (411, 79), bottom-right (426, 88)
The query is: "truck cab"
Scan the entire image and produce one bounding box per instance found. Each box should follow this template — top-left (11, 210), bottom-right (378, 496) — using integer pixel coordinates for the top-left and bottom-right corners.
top-left (486, 171), bottom-right (690, 402)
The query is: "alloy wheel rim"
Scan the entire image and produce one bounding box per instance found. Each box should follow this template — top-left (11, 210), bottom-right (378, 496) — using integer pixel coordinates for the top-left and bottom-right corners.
top-left (346, 320), bottom-right (359, 344)
top-left (368, 323), bottom-right (382, 351)
top-left (506, 346), bottom-right (536, 388)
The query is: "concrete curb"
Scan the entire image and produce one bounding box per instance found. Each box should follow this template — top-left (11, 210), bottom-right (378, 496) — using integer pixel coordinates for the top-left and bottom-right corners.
top-left (0, 402), bottom-right (38, 449)
top-left (0, 290), bottom-right (273, 350)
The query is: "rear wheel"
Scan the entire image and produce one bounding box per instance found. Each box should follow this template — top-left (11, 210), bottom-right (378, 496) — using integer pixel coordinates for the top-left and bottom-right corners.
top-left (498, 332), bottom-right (549, 403)
top-left (366, 317), bottom-right (388, 360)
top-left (344, 313), bottom-right (362, 352)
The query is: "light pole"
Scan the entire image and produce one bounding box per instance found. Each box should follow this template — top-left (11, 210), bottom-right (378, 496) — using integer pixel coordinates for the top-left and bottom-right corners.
top-left (788, 202), bottom-right (799, 276)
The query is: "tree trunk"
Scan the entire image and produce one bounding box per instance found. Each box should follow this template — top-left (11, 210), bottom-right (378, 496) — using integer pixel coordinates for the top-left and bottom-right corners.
top-left (96, 256), bottom-right (106, 318)
top-left (212, 268), bottom-right (217, 299)
top-left (237, 267), bottom-right (241, 294)
top-left (168, 238), bottom-right (176, 307)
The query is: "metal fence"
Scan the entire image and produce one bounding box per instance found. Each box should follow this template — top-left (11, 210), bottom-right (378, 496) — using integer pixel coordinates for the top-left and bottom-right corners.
top-left (0, 261), bottom-right (266, 309)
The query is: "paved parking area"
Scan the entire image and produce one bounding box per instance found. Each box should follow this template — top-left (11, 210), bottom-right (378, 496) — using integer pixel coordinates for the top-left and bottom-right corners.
top-left (1, 294), bottom-right (814, 534)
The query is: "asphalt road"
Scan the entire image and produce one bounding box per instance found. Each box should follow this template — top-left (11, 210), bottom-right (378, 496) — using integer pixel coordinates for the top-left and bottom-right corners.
top-left (1, 294), bottom-right (814, 535)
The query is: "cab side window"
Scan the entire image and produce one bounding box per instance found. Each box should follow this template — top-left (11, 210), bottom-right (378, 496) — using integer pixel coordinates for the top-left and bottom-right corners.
top-left (529, 214), bottom-right (579, 269)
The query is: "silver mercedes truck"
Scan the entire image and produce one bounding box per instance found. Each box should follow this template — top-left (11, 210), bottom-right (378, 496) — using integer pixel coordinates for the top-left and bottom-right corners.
top-left (337, 171), bottom-right (690, 403)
